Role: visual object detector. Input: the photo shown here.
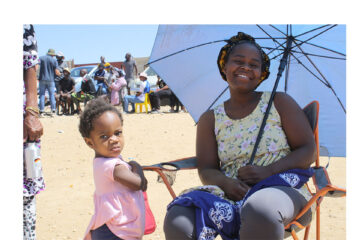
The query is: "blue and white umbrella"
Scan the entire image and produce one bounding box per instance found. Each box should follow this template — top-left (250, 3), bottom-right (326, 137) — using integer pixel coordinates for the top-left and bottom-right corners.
top-left (148, 24), bottom-right (346, 157)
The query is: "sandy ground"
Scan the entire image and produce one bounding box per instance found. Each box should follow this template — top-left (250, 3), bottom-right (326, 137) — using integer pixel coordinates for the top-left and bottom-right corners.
top-left (36, 106), bottom-right (346, 240)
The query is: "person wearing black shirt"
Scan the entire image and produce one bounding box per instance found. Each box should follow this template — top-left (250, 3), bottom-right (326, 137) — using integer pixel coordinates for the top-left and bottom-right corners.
top-left (56, 68), bottom-right (75, 114)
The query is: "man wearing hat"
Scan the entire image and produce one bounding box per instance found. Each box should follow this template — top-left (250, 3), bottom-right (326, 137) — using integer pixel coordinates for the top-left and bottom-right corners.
top-left (55, 67), bottom-right (75, 115)
top-left (55, 51), bottom-right (68, 93)
top-left (123, 72), bottom-right (150, 113)
top-left (38, 48), bottom-right (60, 115)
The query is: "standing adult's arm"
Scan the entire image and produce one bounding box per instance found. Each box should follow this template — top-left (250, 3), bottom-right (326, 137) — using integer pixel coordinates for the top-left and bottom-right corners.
top-left (24, 66), bottom-right (43, 142)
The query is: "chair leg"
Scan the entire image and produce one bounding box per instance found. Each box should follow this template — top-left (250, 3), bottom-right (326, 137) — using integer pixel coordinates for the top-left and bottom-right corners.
top-left (303, 225), bottom-right (310, 240)
top-left (316, 206), bottom-right (320, 240)
top-left (153, 169), bottom-right (177, 199)
top-left (291, 229), bottom-right (299, 240)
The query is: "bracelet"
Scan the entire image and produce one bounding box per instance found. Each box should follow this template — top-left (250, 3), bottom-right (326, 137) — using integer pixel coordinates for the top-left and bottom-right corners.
top-left (25, 106), bottom-right (40, 114)
top-left (25, 110), bottom-right (39, 117)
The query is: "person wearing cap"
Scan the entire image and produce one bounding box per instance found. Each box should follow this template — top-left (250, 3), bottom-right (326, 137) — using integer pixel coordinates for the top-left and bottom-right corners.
top-left (55, 67), bottom-right (75, 115)
top-left (55, 51), bottom-right (68, 93)
top-left (123, 72), bottom-right (150, 113)
top-left (38, 48), bottom-right (60, 115)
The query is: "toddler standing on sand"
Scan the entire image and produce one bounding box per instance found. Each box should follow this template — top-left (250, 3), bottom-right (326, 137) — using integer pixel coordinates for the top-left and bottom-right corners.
top-left (79, 97), bottom-right (147, 240)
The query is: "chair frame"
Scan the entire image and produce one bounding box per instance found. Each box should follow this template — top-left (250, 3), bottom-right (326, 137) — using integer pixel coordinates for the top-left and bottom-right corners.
top-left (143, 100), bottom-right (346, 240)
top-left (135, 93), bottom-right (152, 113)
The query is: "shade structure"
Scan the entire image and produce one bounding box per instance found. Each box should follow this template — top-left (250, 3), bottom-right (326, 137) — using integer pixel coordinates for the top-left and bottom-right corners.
top-left (148, 24), bottom-right (346, 157)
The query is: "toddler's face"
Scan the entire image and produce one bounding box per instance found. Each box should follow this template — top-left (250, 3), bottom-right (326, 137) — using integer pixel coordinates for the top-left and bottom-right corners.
top-left (85, 111), bottom-right (124, 158)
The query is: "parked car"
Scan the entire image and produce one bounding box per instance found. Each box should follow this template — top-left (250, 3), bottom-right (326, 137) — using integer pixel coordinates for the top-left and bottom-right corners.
top-left (130, 67), bottom-right (159, 93)
top-left (70, 65), bottom-right (98, 92)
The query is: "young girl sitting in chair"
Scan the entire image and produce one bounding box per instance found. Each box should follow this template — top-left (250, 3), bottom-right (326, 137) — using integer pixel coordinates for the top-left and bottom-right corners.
top-left (80, 97), bottom-right (147, 240)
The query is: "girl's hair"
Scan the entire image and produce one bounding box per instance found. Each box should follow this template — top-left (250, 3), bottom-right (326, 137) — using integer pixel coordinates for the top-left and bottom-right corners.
top-left (217, 32), bottom-right (271, 86)
top-left (79, 97), bottom-right (123, 138)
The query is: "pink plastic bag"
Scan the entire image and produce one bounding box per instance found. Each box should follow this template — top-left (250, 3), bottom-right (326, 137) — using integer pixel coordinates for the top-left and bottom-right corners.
top-left (143, 191), bottom-right (156, 235)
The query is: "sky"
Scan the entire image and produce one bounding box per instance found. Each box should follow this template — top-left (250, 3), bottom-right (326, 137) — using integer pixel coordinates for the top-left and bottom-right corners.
top-left (34, 24), bottom-right (159, 64)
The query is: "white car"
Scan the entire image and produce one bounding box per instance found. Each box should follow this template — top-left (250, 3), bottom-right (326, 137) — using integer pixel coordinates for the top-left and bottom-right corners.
top-left (70, 65), bottom-right (98, 93)
top-left (130, 67), bottom-right (159, 93)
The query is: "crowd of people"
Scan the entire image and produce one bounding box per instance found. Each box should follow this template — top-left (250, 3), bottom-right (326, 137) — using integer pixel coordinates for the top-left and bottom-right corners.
top-left (37, 50), bottom-right (186, 117)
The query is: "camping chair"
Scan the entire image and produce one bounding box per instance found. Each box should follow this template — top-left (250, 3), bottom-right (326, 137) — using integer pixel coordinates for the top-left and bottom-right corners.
top-left (142, 101), bottom-right (346, 240)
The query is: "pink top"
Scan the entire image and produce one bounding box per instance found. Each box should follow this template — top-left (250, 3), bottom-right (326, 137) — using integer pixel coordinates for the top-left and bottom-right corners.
top-left (110, 77), bottom-right (127, 105)
top-left (84, 156), bottom-right (145, 240)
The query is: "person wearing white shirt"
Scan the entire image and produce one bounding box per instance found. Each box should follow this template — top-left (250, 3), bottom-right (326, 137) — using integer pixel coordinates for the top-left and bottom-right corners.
top-left (123, 73), bottom-right (149, 113)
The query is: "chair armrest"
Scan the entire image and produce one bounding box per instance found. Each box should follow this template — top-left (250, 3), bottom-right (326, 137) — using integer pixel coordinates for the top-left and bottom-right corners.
top-left (142, 156), bottom-right (197, 171)
top-left (313, 167), bottom-right (346, 197)
top-left (142, 157), bottom-right (197, 199)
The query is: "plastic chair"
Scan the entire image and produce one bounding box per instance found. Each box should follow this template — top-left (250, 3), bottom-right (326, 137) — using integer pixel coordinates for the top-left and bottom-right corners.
top-left (135, 93), bottom-right (152, 113)
top-left (143, 100), bottom-right (346, 240)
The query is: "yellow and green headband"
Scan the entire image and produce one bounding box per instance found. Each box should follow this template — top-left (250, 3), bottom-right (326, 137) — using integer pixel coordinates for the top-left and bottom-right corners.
top-left (217, 32), bottom-right (270, 86)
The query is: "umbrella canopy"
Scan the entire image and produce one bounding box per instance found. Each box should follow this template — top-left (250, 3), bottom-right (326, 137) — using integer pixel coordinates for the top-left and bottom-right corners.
top-left (148, 25), bottom-right (346, 157)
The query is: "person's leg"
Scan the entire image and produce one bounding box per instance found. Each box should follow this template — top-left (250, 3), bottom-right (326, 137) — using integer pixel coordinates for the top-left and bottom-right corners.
top-left (38, 81), bottom-right (46, 113)
top-left (148, 92), bottom-right (157, 111)
top-left (170, 93), bottom-right (180, 112)
top-left (123, 95), bottom-right (131, 112)
top-left (23, 195), bottom-right (37, 240)
top-left (239, 186), bottom-right (312, 240)
top-left (164, 205), bottom-right (196, 240)
top-left (47, 81), bottom-right (56, 112)
top-left (71, 93), bottom-right (80, 113)
top-left (126, 95), bottom-right (143, 112)
top-left (55, 81), bottom-right (60, 94)
top-left (152, 92), bottom-right (161, 110)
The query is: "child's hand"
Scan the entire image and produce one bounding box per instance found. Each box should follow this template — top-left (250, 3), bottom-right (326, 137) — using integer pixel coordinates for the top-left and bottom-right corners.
top-left (113, 162), bottom-right (147, 191)
top-left (129, 161), bottom-right (148, 191)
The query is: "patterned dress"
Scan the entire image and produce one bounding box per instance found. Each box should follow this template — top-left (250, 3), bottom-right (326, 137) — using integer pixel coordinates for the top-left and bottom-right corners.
top-left (182, 91), bottom-right (311, 201)
top-left (169, 92), bottom-right (313, 240)
top-left (23, 24), bottom-right (45, 240)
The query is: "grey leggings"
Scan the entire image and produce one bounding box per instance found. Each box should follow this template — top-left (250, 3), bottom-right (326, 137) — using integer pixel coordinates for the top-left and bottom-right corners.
top-left (163, 186), bottom-right (312, 240)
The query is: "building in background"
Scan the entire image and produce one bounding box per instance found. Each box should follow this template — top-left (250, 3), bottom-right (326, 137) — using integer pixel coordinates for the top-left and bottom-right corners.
top-left (74, 57), bottom-right (149, 73)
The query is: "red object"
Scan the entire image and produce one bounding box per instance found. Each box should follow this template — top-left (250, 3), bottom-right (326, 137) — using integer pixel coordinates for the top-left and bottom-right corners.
top-left (142, 191), bottom-right (156, 235)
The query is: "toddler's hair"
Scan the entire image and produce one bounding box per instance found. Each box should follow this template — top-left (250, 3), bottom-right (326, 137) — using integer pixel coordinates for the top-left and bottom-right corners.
top-left (79, 97), bottom-right (123, 138)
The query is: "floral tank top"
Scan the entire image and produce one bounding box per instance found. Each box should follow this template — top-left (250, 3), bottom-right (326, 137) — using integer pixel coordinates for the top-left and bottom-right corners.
top-left (214, 91), bottom-right (311, 201)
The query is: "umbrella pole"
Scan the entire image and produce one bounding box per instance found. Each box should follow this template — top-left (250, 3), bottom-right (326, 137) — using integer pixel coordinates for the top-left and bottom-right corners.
top-left (247, 36), bottom-right (293, 166)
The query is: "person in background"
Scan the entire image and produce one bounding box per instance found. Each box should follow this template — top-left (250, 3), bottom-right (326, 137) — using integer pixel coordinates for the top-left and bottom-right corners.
top-left (109, 69), bottom-right (127, 106)
top-left (71, 69), bottom-right (96, 114)
top-left (54, 51), bottom-right (68, 93)
top-left (23, 24), bottom-right (45, 240)
top-left (94, 63), bottom-right (109, 96)
top-left (122, 53), bottom-right (138, 95)
top-left (38, 48), bottom-right (60, 116)
top-left (56, 68), bottom-right (75, 115)
top-left (123, 73), bottom-right (149, 113)
top-left (149, 76), bottom-right (173, 114)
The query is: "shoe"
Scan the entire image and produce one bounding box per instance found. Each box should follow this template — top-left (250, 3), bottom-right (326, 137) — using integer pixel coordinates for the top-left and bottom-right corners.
top-left (168, 109), bottom-right (175, 113)
top-left (151, 110), bottom-right (161, 114)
